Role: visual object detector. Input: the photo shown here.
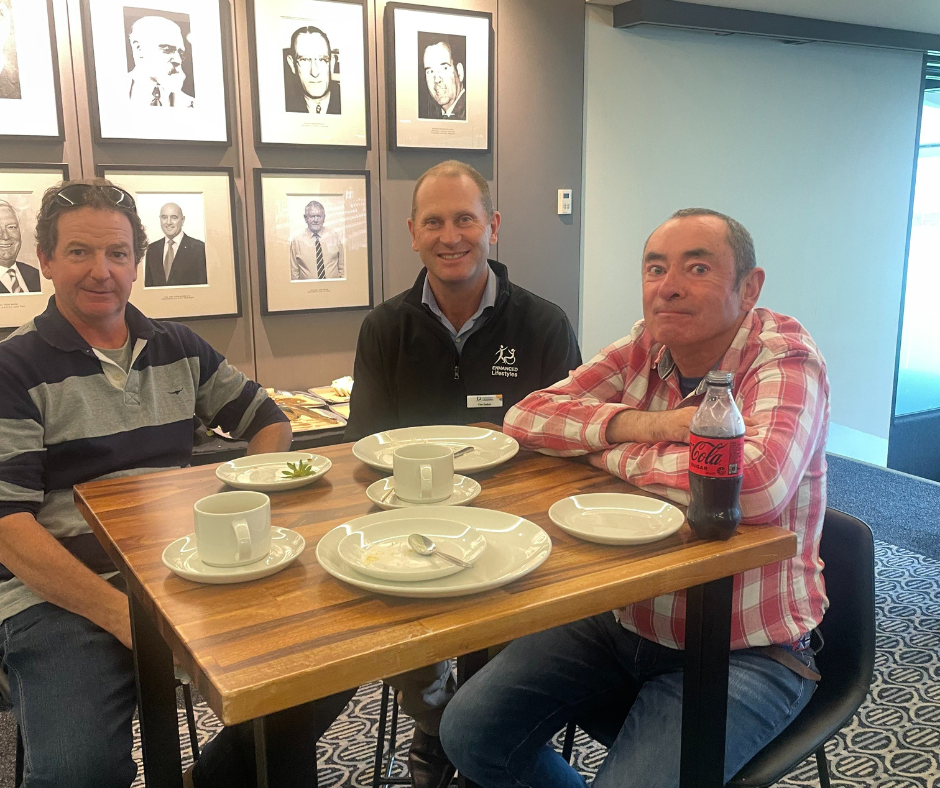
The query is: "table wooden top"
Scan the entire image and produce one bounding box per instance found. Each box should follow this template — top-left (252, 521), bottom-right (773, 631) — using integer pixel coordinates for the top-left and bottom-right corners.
top-left (75, 439), bottom-right (796, 725)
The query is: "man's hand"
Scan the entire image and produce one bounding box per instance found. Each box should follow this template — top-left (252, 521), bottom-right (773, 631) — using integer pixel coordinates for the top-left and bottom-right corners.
top-left (606, 407), bottom-right (696, 445)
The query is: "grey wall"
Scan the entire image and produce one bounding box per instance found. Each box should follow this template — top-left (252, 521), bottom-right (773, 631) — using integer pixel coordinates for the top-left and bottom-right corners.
top-left (4, 0), bottom-right (585, 392)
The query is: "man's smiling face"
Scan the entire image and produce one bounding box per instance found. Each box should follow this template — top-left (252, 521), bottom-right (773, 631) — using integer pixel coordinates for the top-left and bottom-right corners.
top-left (407, 174), bottom-right (500, 292)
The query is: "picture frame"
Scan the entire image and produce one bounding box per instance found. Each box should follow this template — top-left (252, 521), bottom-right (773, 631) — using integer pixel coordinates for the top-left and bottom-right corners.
top-left (385, 2), bottom-right (492, 152)
top-left (256, 168), bottom-right (372, 315)
top-left (81, 0), bottom-right (231, 144)
top-left (248, 0), bottom-right (369, 148)
top-left (0, 163), bottom-right (68, 329)
top-left (0, 0), bottom-right (65, 141)
top-left (98, 166), bottom-right (241, 320)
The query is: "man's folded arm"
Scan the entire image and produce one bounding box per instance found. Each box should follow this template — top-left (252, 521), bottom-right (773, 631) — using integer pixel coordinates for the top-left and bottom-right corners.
top-left (504, 341), bottom-right (646, 456)
top-left (592, 351), bottom-right (829, 520)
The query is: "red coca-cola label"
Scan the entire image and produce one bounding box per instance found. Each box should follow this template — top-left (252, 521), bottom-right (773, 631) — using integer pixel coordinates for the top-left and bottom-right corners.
top-left (689, 433), bottom-right (744, 478)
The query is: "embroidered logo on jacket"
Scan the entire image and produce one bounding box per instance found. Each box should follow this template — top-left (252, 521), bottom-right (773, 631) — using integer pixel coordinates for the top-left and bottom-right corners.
top-left (492, 345), bottom-right (518, 378)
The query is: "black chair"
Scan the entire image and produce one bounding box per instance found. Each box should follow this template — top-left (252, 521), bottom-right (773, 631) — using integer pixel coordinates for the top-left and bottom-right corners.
top-left (561, 508), bottom-right (876, 788)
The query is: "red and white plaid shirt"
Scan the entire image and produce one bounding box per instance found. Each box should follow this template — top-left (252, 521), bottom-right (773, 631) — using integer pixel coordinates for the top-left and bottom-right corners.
top-left (504, 308), bottom-right (830, 650)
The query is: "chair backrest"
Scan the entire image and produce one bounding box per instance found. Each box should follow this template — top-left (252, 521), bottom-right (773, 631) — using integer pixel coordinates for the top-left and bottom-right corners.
top-left (813, 508), bottom-right (876, 713)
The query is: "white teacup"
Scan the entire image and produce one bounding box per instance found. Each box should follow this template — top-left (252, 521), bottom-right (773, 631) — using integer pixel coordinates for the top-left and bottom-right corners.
top-left (393, 444), bottom-right (455, 503)
top-left (193, 490), bottom-right (271, 568)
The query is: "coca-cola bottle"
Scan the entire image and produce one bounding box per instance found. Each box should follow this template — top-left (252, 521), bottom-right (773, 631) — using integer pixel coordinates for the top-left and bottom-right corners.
top-left (687, 371), bottom-right (745, 540)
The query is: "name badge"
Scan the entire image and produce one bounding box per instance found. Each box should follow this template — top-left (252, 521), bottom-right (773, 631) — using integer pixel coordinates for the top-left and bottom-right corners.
top-left (467, 395), bottom-right (503, 409)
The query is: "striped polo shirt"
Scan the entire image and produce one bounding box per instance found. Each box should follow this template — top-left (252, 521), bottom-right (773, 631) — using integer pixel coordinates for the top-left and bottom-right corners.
top-left (0, 297), bottom-right (285, 623)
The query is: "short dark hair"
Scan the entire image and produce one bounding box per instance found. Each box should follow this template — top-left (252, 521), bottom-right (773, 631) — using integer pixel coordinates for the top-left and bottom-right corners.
top-left (669, 208), bottom-right (756, 287)
top-left (411, 161), bottom-right (493, 221)
top-left (36, 179), bottom-right (148, 263)
top-left (290, 26), bottom-right (331, 58)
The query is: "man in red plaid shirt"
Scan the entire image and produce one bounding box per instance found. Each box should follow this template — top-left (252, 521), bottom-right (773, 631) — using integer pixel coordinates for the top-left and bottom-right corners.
top-left (439, 208), bottom-right (830, 788)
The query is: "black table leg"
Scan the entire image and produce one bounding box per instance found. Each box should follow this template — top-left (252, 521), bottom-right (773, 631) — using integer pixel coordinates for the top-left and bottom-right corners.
top-left (254, 717), bottom-right (270, 788)
top-left (129, 592), bottom-right (183, 788)
top-left (681, 576), bottom-right (734, 788)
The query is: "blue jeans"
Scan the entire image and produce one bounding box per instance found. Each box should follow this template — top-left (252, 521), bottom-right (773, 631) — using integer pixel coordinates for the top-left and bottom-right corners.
top-left (1, 600), bottom-right (354, 788)
top-left (439, 612), bottom-right (817, 788)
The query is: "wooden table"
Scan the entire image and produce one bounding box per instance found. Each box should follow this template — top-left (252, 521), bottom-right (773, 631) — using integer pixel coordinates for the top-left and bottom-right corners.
top-left (75, 440), bottom-right (796, 788)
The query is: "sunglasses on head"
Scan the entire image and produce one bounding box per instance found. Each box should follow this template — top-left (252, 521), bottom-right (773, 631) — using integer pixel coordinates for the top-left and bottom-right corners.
top-left (50, 184), bottom-right (137, 212)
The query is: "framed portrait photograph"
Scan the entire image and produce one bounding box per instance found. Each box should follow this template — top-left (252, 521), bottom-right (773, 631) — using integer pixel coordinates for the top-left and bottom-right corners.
top-left (0, 0), bottom-right (64, 140)
top-left (385, 3), bottom-right (492, 152)
top-left (81, 0), bottom-right (230, 143)
top-left (256, 169), bottom-right (372, 315)
top-left (98, 166), bottom-right (241, 320)
top-left (248, 0), bottom-right (368, 148)
top-left (0, 164), bottom-right (68, 329)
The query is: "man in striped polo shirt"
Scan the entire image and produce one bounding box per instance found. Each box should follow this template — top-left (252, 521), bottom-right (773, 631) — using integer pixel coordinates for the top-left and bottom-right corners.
top-left (0, 180), bottom-right (353, 787)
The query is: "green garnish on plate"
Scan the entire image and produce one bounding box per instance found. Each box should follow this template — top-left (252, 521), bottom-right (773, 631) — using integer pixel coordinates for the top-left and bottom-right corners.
top-left (281, 460), bottom-right (315, 479)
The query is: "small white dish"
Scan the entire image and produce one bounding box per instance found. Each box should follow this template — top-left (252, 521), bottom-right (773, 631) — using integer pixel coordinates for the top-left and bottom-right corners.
top-left (337, 519), bottom-right (487, 581)
top-left (215, 452), bottom-right (331, 491)
top-left (316, 508), bottom-right (551, 598)
top-left (162, 526), bottom-right (305, 584)
top-left (548, 493), bottom-right (685, 545)
top-left (366, 476), bottom-right (481, 510)
top-left (352, 426), bottom-right (519, 473)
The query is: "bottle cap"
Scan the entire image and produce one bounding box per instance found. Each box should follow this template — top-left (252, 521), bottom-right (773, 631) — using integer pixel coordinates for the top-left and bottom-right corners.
top-left (705, 370), bottom-right (733, 386)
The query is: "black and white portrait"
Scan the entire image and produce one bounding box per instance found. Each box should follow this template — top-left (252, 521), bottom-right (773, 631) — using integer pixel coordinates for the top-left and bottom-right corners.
top-left (283, 25), bottom-right (341, 116)
top-left (417, 31), bottom-right (465, 121)
top-left (136, 192), bottom-right (207, 288)
top-left (251, 0), bottom-right (367, 147)
top-left (123, 7), bottom-right (195, 108)
top-left (288, 197), bottom-right (345, 281)
top-left (0, 199), bottom-right (40, 294)
top-left (386, 4), bottom-right (490, 151)
top-left (0, 0), bottom-right (21, 100)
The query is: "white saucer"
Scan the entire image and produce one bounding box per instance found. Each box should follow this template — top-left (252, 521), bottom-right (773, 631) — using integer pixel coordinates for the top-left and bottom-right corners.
top-left (352, 426), bottom-right (519, 473)
top-left (162, 527), bottom-right (305, 584)
top-left (337, 520), bottom-right (487, 581)
top-left (216, 452), bottom-right (331, 491)
top-left (548, 493), bottom-right (685, 545)
top-left (366, 476), bottom-right (482, 510)
top-left (316, 508), bottom-right (551, 598)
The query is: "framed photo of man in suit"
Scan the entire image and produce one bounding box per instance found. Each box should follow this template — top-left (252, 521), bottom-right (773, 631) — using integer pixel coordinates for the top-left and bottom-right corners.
top-left (98, 166), bottom-right (240, 320)
top-left (248, 0), bottom-right (368, 148)
top-left (385, 3), bottom-right (491, 152)
top-left (256, 168), bottom-right (372, 315)
top-left (0, 163), bottom-right (67, 329)
top-left (81, 0), bottom-right (231, 143)
top-left (0, 0), bottom-right (64, 140)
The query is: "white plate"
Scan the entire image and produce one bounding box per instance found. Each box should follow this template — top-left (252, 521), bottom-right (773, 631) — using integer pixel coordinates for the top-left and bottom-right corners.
top-left (337, 519), bottom-right (487, 581)
top-left (316, 508), bottom-right (551, 598)
top-left (352, 426), bottom-right (519, 473)
top-left (548, 493), bottom-right (685, 545)
top-left (162, 527), bottom-right (306, 584)
top-left (215, 452), bottom-right (331, 491)
top-left (366, 476), bottom-right (482, 510)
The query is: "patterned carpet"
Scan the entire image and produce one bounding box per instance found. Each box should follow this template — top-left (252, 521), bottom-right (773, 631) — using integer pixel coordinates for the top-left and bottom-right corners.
top-left (2, 539), bottom-right (938, 786)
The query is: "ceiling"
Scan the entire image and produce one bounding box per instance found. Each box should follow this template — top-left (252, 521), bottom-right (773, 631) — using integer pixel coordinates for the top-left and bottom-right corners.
top-left (586, 0), bottom-right (940, 37)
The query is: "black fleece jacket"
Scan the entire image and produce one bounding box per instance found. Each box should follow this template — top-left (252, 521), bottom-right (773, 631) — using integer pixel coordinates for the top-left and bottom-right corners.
top-left (344, 261), bottom-right (581, 441)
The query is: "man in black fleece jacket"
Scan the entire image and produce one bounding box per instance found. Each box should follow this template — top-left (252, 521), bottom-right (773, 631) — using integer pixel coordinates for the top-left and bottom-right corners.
top-left (344, 161), bottom-right (581, 788)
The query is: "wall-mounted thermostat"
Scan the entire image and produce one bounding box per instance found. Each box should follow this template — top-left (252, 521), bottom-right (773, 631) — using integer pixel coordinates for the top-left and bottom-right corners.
top-left (557, 189), bottom-right (573, 215)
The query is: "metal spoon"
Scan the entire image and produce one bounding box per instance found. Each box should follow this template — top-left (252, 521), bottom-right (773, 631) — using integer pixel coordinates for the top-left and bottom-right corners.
top-left (407, 533), bottom-right (474, 568)
top-left (453, 445), bottom-right (474, 458)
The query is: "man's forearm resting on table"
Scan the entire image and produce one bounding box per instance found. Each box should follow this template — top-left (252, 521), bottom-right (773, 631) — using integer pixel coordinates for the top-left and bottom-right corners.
top-left (604, 407), bottom-right (695, 446)
top-left (0, 512), bottom-right (132, 648)
top-left (247, 420), bottom-right (293, 455)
